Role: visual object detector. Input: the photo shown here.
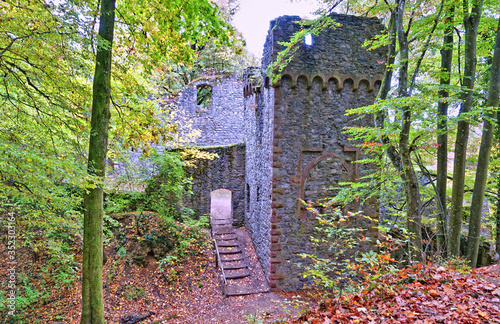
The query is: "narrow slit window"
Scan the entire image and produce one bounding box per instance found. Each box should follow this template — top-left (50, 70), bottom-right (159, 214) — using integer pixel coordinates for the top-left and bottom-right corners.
top-left (305, 34), bottom-right (313, 46)
top-left (196, 84), bottom-right (213, 108)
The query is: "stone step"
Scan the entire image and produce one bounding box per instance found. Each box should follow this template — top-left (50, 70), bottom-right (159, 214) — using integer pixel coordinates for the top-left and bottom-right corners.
top-left (220, 255), bottom-right (244, 262)
top-left (216, 234), bottom-right (237, 241)
top-left (214, 227), bottom-right (235, 235)
top-left (225, 269), bottom-right (250, 279)
top-left (218, 247), bottom-right (242, 254)
top-left (213, 222), bottom-right (232, 226)
top-left (217, 241), bottom-right (239, 247)
top-left (221, 262), bottom-right (248, 270)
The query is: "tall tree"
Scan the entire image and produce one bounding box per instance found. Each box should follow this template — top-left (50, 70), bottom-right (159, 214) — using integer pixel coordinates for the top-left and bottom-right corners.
top-left (466, 17), bottom-right (500, 267)
top-left (80, 0), bottom-right (115, 322)
top-left (497, 110), bottom-right (500, 255)
top-left (79, 1), bottom-right (232, 322)
top-left (395, 0), bottom-right (424, 260)
top-left (436, 4), bottom-right (455, 255)
top-left (448, 0), bottom-right (483, 256)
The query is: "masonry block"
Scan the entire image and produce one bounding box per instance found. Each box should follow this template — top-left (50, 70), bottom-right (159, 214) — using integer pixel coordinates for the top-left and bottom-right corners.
top-left (269, 273), bottom-right (284, 280)
top-left (271, 229), bottom-right (282, 236)
top-left (270, 216), bottom-right (282, 224)
top-left (270, 243), bottom-right (282, 251)
top-left (273, 162), bottom-right (283, 168)
top-left (272, 188), bottom-right (285, 194)
top-left (272, 201), bottom-right (284, 208)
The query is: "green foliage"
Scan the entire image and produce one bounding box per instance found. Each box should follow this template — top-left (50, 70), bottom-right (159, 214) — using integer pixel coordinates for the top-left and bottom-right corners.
top-left (157, 255), bottom-right (180, 282)
top-left (151, 216), bottom-right (208, 281)
top-left (299, 199), bottom-right (400, 297)
top-left (436, 255), bottom-right (472, 273)
top-left (144, 150), bottom-right (193, 221)
top-left (117, 246), bottom-right (127, 259)
top-left (0, 274), bottom-right (50, 316)
top-left (152, 218), bottom-right (207, 258)
top-left (104, 191), bottom-right (144, 215)
top-left (299, 201), bottom-right (365, 296)
top-left (123, 285), bottom-right (146, 301)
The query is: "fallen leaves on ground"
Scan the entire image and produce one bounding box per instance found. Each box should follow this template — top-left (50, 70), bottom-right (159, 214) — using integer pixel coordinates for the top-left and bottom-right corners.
top-left (291, 264), bottom-right (500, 324)
top-left (0, 211), bottom-right (310, 323)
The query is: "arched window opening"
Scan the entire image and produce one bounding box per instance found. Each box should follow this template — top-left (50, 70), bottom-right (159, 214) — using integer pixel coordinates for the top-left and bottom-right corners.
top-left (197, 84), bottom-right (213, 109)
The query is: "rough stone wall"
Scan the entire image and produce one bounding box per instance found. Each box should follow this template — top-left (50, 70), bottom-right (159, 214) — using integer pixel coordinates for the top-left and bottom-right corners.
top-left (262, 14), bottom-right (385, 291)
top-left (183, 144), bottom-right (246, 224)
top-left (243, 70), bottom-right (275, 277)
top-left (156, 75), bottom-right (246, 222)
top-left (173, 75), bottom-right (245, 146)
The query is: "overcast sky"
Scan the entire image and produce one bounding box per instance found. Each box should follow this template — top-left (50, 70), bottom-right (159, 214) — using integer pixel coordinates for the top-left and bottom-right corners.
top-left (232, 0), bottom-right (320, 57)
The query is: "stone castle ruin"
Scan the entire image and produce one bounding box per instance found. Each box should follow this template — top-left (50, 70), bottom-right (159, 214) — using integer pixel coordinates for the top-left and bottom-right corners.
top-left (175, 13), bottom-right (386, 291)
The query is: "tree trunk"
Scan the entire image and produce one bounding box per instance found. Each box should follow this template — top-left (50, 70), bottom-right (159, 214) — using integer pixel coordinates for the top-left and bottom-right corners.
top-left (81, 0), bottom-right (115, 323)
top-left (497, 170), bottom-right (500, 255)
top-left (436, 4), bottom-right (454, 256)
top-left (375, 12), bottom-right (404, 171)
top-left (396, 0), bottom-right (423, 261)
top-left (497, 107), bottom-right (500, 255)
top-left (466, 17), bottom-right (500, 267)
top-left (448, 0), bottom-right (482, 257)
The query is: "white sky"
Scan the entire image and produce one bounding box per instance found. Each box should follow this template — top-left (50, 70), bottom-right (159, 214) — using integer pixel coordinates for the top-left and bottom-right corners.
top-left (232, 0), bottom-right (320, 57)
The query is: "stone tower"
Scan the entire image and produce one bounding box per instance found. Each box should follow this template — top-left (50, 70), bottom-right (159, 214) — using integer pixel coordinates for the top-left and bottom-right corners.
top-left (244, 14), bottom-right (386, 291)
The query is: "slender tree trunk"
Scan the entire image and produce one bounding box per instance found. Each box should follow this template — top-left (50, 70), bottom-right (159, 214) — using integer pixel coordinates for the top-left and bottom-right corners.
top-left (497, 169), bottom-right (500, 255)
top-left (497, 108), bottom-right (500, 255)
top-left (466, 17), bottom-right (500, 267)
top-left (448, 0), bottom-right (483, 257)
top-left (376, 12), bottom-right (403, 171)
top-left (396, 0), bottom-right (423, 261)
top-left (436, 4), bottom-right (454, 255)
top-left (81, 0), bottom-right (115, 323)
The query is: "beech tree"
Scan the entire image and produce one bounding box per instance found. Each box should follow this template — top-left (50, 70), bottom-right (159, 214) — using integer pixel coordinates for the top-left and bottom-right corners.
top-left (435, 4), bottom-right (454, 255)
top-left (466, 17), bottom-right (500, 267)
top-left (80, 0), bottom-right (115, 322)
top-left (81, 1), bottom-right (232, 322)
top-left (448, 0), bottom-right (483, 257)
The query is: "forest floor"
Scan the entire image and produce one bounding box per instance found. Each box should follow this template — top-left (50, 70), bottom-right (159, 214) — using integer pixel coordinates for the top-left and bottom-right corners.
top-left (0, 237), bottom-right (315, 324)
top-left (2, 211), bottom-right (500, 323)
top-left (0, 212), bottom-right (316, 324)
top-left (290, 263), bottom-right (500, 323)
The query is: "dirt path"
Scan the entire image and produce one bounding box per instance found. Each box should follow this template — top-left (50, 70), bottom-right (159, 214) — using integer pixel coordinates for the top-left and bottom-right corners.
top-left (165, 292), bottom-right (312, 324)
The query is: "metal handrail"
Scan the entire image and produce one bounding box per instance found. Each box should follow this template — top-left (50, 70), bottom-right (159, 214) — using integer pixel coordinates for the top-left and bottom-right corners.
top-left (212, 225), bottom-right (227, 294)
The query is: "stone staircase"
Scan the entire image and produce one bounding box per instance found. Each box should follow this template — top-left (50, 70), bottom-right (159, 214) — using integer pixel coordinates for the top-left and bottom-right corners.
top-left (210, 195), bottom-right (268, 296)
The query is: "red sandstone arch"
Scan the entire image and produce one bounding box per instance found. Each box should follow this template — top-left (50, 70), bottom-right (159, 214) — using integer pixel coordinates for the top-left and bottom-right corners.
top-left (297, 152), bottom-right (354, 218)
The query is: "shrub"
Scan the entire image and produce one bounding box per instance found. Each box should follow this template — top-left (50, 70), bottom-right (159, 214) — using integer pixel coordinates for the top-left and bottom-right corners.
top-left (144, 151), bottom-right (193, 221)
